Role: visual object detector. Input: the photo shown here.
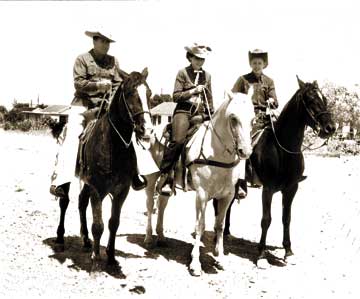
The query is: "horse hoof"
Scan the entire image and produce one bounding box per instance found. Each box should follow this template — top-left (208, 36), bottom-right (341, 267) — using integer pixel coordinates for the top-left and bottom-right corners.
top-left (256, 258), bottom-right (270, 270)
top-left (189, 266), bottom-right (202, 277)
top-left (144, 239), bottom-right (154, 249)
top-left (284, 253), bottom-right (296, 265)
top-left (214, 259), bottom-right (225, 271)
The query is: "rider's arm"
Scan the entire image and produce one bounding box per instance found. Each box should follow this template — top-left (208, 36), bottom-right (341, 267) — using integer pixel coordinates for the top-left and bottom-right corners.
top-left (267, 78), bottom-right (279, 108)
top-left (73, 54), bottom-right (99, 94)
top-left (173, 70), bottom-right (198, 102)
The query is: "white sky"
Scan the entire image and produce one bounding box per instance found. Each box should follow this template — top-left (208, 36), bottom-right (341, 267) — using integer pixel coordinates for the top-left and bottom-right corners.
top-left (0, 0), bottom-right (359, 109)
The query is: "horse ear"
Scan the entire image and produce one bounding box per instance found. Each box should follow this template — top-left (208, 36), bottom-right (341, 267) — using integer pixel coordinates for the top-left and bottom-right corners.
top-left (313, 80), bottom-right (319, 88)
top-left (296, 75), bottom-right (305, 89)
top-left (141, 67), bottom-right (149, 79)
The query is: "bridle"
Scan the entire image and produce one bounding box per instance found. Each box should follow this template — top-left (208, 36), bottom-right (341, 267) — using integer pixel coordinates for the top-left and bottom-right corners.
top-left (269, 85), bottom-right (332, 155)
top-left (108, 84), bottom-right (151, 148)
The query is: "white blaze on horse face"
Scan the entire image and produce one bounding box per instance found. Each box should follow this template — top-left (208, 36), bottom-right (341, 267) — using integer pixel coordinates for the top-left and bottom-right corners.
top-left (137, 83), bottom-right (153, 136)
top-left (228, 93), bottom-right (254, 158)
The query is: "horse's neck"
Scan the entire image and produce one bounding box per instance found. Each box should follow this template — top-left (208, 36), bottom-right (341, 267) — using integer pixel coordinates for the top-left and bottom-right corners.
top-left (275, 93), bottom-right (306, 151)
top-left (203, 116), bottom-right (235, 162)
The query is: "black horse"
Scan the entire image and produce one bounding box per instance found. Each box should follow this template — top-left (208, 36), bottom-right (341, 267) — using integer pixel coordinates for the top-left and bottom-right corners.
top-left (223, 76), bottom-right (336, 263)
top-left (54, 68), bottom-right (153, 266)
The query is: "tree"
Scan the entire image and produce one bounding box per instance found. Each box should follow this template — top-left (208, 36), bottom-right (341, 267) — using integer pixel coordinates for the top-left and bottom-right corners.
top-left (149, 94), bottom-right (172, 108)
top-left (321, 82), bottom-right (360, 133)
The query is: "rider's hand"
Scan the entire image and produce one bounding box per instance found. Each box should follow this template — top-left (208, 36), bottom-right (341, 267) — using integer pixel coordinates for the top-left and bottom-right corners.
top-left (267, 98), bottom-right (278, 108)
top-left (96, 80), bottom-right (112, 93)
top-left (192, 85), bottom-right (205, 95)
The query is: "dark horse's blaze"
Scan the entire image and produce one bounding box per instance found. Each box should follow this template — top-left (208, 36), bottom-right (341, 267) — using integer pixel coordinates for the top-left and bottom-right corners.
top-left (54, 68), bottom-right (152, 267)
top-left (225, 77), bottom-right (336, 263)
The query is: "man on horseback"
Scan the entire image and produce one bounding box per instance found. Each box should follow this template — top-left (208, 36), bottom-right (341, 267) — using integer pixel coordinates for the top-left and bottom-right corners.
top-left (156, 43), bottom-right (214, 196)
top-left (50, 30), bottom-right (146, 198)
top-left (232, 49), bottom-right (279, 191)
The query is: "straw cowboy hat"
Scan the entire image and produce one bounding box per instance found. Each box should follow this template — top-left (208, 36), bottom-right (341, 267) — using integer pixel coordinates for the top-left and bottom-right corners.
top-left (184, 43), bottom-right (212, 59)
top-left (85, 30), bottom-right (115, 43)
top-left (248, 49), bottom-right (268, 68)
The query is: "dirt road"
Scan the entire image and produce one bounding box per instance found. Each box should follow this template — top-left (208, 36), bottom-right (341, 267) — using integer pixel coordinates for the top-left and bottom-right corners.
top-left (0, 129), bottom-right (359, 298)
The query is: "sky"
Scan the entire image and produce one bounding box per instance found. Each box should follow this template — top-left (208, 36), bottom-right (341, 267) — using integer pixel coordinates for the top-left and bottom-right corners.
top-left (0, 0), bottom-right (359, 109)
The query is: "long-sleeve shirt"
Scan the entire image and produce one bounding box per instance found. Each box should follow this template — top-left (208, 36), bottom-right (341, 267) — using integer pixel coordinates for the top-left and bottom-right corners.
top-left (232, 72), bottom-right (278, 113)
top-left (71, 49), bottom-right (123, 108)
top-left (172, 65), bottom-right (214, 115)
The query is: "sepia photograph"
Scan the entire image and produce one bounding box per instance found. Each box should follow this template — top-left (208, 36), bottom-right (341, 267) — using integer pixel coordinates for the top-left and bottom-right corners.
top-left (0, 0), bottom-right (359, 298)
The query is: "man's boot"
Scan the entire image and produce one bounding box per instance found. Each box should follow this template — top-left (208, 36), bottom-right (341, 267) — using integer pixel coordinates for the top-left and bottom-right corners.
top-left (156, 142), bottom-right (183, 196)
top-left (132, 173), bottom-right (147, 191)
top-left (234, 179), bottom-right (247, 200)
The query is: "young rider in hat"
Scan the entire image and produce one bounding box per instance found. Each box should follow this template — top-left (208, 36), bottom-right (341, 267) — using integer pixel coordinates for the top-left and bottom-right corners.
top-left (232, 49), bottom-right (279, 193)
top-left (50, 30), bottom-right (146, 198)
top-left (157, 43), bottom-right (214, 196)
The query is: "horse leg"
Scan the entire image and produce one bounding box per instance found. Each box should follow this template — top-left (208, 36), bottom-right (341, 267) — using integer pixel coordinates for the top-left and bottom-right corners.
top-left (155, 193), bottom-right (170, 246)
top-left (90, 192), bottom-right (104, 265)
top-left (224, 198), bottom-right (235, 237)
top-left (189, 189), bottom-right (207, 276)
top-left (106, 188), bottom-right (128, 265)
top-left (144, 173), bottom-right (158, 246)
top-left (55, 183), bottom-right (70, 247)
top-left (78, 184), bottom-right (92, 249)
top-left (282, 184), bottom-right (298, 261)
top-left (214, 196), bottom-right (233, 269)
top-left (258, 187), bottom-right (274, 263)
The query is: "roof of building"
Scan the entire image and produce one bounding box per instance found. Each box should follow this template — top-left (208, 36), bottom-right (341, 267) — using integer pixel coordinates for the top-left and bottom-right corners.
top-left (150, 102), bottom-right (176, 116)
top-left (23, 105), bottom-right (71, 115)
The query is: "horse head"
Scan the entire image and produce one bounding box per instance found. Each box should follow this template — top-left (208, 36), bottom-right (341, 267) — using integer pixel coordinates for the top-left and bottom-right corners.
top-left (296, 76), bottom-right (336, 138)
top-left (116, 67), bottom-right (153, 141)
top-left (213, 90), bottom-right (254, 159)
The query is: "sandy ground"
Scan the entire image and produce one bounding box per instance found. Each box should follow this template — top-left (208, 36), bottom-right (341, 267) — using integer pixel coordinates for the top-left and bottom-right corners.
top-left (0, 128), bottom-right (359, 298)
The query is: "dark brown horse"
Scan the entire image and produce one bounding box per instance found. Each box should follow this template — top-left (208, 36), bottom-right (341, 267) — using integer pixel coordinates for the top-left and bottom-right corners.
top-left (54, 68), bottom-right (153, 267)
top-left (224, 77), bottom-right (336, 265)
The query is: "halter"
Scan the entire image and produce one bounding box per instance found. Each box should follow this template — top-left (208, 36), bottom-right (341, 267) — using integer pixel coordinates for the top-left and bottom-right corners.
top-left (108, 87), bottom-right (151, 148)
top-left (269, 85), bottom-right (331, 155)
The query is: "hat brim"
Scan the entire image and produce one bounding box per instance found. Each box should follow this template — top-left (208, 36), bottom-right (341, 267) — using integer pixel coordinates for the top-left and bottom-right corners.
top-left (85, 31), bottom-right (115, 43)
top-left (184, 46), bottom-right (209, 59)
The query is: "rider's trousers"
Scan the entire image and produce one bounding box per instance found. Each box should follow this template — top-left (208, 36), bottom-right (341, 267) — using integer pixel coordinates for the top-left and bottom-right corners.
top-left (51, 106), bottom-right (86, 187)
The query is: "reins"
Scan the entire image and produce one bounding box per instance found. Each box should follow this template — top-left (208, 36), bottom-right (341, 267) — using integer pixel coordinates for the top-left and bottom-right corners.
top-left (188, 88), bottom-right (242, 168)
top-left (107, 85), bottom-right (151, 149)
top-left (268, 89), bottom-right (330, 155)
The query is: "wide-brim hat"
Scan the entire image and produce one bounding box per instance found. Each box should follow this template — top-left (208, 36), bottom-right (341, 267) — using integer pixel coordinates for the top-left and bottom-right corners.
top-left (184, 43), bottom-right (212, 59)
top-left (85, 31), bottom-right (115, 43)
top-left (248, 49), bottom-right (268, 68)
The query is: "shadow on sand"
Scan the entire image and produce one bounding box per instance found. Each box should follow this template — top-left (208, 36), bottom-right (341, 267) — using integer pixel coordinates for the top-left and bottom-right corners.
top-left (43, 236), bottom-right (143, 279)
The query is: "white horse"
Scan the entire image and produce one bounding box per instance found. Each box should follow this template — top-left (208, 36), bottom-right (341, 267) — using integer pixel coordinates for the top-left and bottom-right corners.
top-left (144, 90), bottom-right (254, 276)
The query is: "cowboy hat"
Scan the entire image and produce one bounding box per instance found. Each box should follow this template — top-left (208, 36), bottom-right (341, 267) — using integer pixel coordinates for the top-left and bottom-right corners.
top-left (85, 31), bottom-right (115, 43)
top-left (184, 43), bottom-right (212, 59)
top-left (248, 49), bottom-right (268, 68)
